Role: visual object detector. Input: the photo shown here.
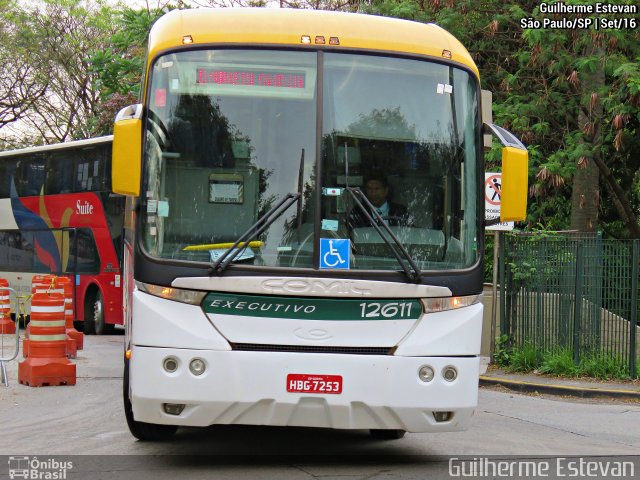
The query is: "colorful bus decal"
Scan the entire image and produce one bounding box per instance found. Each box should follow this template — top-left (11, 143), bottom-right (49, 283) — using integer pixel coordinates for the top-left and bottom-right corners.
top-left (3, 179), bottom-right (107, 274)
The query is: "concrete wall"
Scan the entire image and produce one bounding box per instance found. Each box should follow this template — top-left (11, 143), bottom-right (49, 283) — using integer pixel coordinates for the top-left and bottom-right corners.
top-left (481, 283), bottom-right (500, 357)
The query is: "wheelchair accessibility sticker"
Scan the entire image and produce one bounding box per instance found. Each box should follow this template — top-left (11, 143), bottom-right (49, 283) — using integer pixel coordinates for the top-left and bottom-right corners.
top-left (319, 238), bottom-right (350, 269)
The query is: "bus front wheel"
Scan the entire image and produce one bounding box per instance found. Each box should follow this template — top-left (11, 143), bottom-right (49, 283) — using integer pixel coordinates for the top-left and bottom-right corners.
top-left (124, 359), bottom-right (177, 441)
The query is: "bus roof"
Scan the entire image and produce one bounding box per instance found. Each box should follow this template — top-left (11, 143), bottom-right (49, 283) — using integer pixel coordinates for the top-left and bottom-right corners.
top-left (0, 136), bottom-right (113, 158)
top-left (148, 8), bottom-right (479, 78)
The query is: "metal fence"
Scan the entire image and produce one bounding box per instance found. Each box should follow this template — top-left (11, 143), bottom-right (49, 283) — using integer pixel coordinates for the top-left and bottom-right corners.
top-left (499, 232), bottom-right (639, 378)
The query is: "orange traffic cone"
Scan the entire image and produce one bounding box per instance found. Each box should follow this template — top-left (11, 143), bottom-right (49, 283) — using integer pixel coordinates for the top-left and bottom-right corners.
top-left (23, 275), bottom-right (62, 358)
top-left (56, 276), bottom-right (82, 355)
top-left (18, 292), bottom-right (76, 387)
top-left (0, 278), bottom-right (15, 335)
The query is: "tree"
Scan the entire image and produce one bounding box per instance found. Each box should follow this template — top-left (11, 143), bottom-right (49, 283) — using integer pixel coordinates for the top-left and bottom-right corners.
top-left (0, 0), bottom-right (118, 144)
top-left (408, 0), bottom-right (640, 238)
top-left (89, 6), bottom-right (168, 135)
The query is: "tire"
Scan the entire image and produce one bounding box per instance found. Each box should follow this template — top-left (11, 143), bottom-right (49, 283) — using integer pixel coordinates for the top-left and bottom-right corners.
top-left (83, 293), bottom-right (96, 335)
top-left (369, 429), bottom-right (406, 440)
top-left (123, 359), bottom-right (177, 441)
top-left (84, 289), bottom-right (113, 335)
top-left (92, 291), bottom-right (114, 335)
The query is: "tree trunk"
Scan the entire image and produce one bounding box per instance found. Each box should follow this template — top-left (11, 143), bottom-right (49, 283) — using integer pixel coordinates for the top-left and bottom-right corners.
top-left (570, 43), bottom-right (604, 233)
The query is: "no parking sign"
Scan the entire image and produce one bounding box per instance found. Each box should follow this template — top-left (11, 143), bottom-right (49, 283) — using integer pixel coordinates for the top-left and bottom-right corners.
top-left (485, 172), bottom-right (514, 231)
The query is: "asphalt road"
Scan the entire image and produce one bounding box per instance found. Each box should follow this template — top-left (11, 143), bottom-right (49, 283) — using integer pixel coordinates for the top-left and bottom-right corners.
top-left (0, 334), bottom-right (638, 479)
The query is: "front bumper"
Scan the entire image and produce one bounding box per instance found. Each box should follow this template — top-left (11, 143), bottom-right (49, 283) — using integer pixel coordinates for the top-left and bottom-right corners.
top-left (129, 346), bottom-right (479, 432)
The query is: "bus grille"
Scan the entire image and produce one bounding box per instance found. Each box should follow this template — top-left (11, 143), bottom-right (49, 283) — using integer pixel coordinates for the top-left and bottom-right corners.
top-left (230, 343), bottom-right (393, 355)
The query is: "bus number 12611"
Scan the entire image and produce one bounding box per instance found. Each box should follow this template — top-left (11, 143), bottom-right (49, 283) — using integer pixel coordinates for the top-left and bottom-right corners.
top-left (359, 302), bottom-right (414, 319)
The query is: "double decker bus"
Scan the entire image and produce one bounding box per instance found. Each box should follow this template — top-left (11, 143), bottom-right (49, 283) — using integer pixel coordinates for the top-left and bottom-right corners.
top-left (114, 8), bottom-right (528, 440)
top-left (0, 136), bottom-right (125, 334)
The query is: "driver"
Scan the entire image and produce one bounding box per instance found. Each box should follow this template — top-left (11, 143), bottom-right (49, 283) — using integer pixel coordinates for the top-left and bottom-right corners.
top-left (348, 174), bottom-right (409, 228)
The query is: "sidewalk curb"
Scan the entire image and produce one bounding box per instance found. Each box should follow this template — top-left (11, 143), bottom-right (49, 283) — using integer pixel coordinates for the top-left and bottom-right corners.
top-left (479, 375), bottom-right (640, 401)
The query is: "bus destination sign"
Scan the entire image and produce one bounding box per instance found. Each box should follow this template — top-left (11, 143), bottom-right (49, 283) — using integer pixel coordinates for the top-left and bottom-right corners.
top-left (197, 68), bottom-right (306, 89)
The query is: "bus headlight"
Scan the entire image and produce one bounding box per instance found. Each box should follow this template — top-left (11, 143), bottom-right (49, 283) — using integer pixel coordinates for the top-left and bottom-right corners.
top-left (136, 281), bottom-right (207, 305)
top-left (420, 294), bottom-right (481, 314)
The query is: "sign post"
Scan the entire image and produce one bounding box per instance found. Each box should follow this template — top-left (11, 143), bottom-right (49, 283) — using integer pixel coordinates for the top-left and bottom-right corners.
top-left (484, 172), bottom-right (513, 361)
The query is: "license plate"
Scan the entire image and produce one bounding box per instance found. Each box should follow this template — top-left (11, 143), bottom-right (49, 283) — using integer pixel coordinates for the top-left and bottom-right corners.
top-left (286, 374), bottom-right (343, 394)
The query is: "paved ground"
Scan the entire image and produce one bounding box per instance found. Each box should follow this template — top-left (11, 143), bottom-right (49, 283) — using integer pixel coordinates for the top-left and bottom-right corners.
top-left (0, 330), bottom-right (639, 480)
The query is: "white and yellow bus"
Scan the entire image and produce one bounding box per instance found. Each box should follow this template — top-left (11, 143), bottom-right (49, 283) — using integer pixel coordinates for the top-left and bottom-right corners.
top-left (113, 8), bottom-right (528, 440)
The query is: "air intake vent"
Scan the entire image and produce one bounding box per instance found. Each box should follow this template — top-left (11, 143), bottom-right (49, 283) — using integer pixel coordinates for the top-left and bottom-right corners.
top-left (231, 343), bottom-right (393, 355)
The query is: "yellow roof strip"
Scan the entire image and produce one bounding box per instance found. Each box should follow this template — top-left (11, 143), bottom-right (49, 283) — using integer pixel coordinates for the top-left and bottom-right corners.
top-left (147, 8), bottom-right (479, 78)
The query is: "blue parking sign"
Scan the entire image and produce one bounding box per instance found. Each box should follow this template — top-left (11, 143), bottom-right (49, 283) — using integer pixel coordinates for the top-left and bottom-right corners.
top-left (319, 238), bottom-right (350, 269)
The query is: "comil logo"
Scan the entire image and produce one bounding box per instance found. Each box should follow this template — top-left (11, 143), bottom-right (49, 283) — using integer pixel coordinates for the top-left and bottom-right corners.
top-left (8, 456), bottom-right (73, 479)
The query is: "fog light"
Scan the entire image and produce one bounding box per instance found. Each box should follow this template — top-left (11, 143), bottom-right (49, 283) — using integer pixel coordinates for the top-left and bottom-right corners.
top-left (442, 366), bottom-right (458, 382)
top-left (418, 365), bottom-right (435, 383)
top-left (163, 403), bottom-right (185, 415)
top-left (189, 358), bottom-right (206, 376)
top-left (433, 411), bottom-right (453, 422)
top-left (163, 357), bottom-right (178, 373)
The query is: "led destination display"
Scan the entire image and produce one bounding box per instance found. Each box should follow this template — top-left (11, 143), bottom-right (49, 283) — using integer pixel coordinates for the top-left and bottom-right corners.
top-left (197, 68), bottom-right (306, 89)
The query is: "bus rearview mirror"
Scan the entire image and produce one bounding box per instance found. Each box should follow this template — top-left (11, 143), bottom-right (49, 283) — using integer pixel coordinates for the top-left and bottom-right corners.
top-left (500, 146), bottom-right (528, 222)
top-left (112, 104), bottom-right (143, 197)
top-left (483, 122), bottom-right (529, 223)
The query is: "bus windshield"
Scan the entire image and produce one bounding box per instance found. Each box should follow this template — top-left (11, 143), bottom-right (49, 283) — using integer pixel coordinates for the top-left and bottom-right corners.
top-left (142, 49), bottom-right (479, 272)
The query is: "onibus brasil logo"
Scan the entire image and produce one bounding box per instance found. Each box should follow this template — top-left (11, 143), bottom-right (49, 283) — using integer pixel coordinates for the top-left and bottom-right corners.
top-left (8, 456), bottom-right (73, 479)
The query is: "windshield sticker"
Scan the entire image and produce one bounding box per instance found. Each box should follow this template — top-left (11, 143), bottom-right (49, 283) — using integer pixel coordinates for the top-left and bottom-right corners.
top-left (321, 219), bottom-right (339, 231)
top-left (322, 187), bottom-right (342, 196)
top-left (154, 88), bottom-right (166, 107)
top-left (319, 238), bottom-right (350, 269)
top-left (437, 83), bottom-right (453, 95)
top-left (157, 200), bottom-right (169, 217)
top-left (209, 247), bottom-right (255, 263)
top-left (209, 173), bottom-right (244, 204)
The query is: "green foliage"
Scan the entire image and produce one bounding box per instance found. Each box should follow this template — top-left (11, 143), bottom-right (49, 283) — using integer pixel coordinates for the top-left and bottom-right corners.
top-left (498, 344), bottom-right (633, 380)
top-left (493, 334), bottom-right (513, 368)
top-left (397, 0), bottom-right (640, 237)
top-left (85, 6), bottom-right (169, 135)
top-left (508, 342), bottom-right (543, 372)
top-left (538, 349), bottom-right (578, 377)
top-left (579, 354), bottom-right (629, 380)
top-left (89, 7), bottom-right (165, 100)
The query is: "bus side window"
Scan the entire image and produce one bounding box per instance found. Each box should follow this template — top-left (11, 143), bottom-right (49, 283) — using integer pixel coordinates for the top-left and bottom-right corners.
top-left (0, 158), bottom-right (18, 198)
top-left (4, 231), bottom-right (38, 272)
top-left (17, 154), bottom-right (46, 197)
top-left (75, 148), bottom-right (107, 192)
top-left (45, 151), bottom-right (74, 194)
top-left (66, 229), bottom-right (100, 274)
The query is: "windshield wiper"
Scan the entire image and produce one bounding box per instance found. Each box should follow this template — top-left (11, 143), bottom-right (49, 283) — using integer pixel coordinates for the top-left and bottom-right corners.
top-left (346, 187), bottom-right (422, 283)
top-left (210, 192), bottom-right (301, 275)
